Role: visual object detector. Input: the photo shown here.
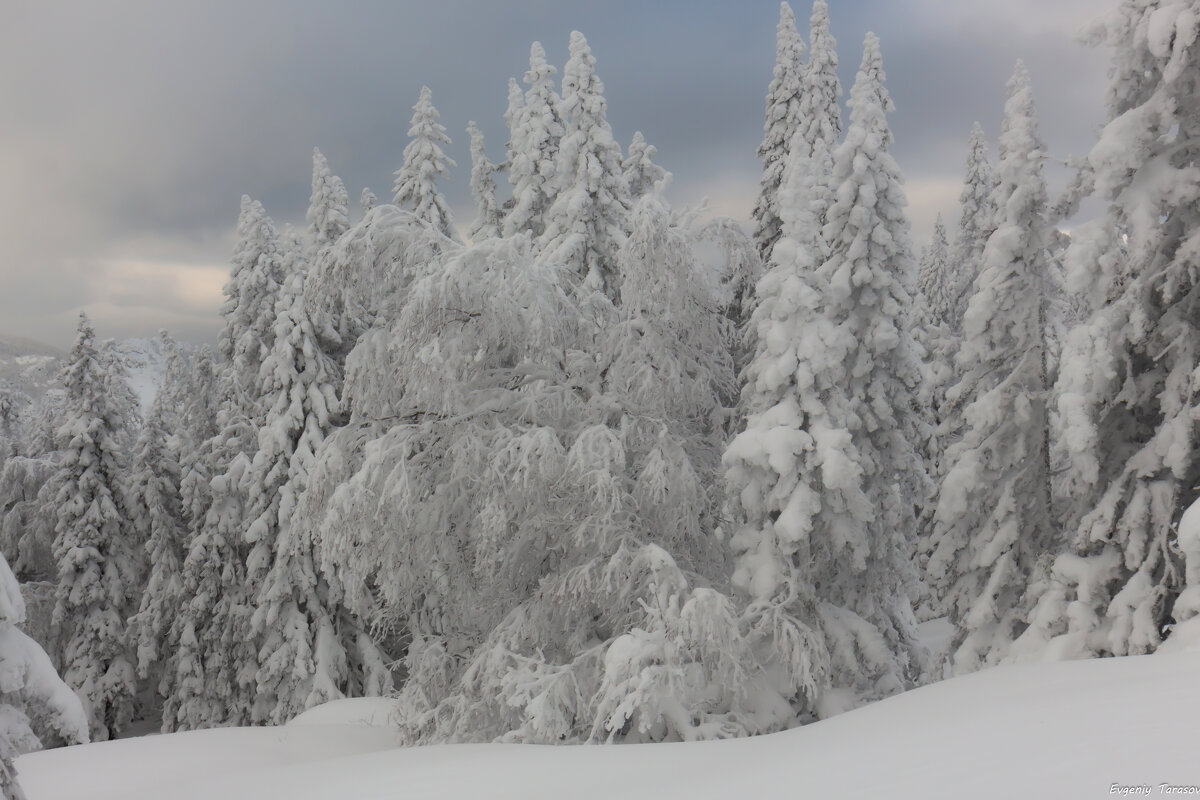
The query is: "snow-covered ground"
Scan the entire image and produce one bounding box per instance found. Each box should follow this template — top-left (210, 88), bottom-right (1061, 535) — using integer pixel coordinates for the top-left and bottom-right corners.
top-left (18, 649), bottom-right (1200, 800)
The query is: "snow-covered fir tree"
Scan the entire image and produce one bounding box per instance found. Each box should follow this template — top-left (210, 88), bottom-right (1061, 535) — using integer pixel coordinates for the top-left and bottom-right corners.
top-left (359, 187), bottom-right (376, 215)
top-left (0, 453), bottom-right (57, 583)
top-left (127, 335), bottom-right (188, 703)
top-left (222, 196), bottom-right (286, 420)
top-left (243, 236), bottom-right (389, 725)
top-left (623, 131), bottom-right (667, 198)
top-left (752, 2), bottom-right (806, 262)
top-left (538, 32), bottom-right (630, 300)
top-left (724, 33), bottom-right (928, 721)
top-left (466, 121), bottom-right (503, 241)
top-left (165, 365), bottom-right (257, 731)
top-left (787, 0), bottom-right (841, 243)
top-left (796, 0), bottom-right (841, 166)
top-left (307, 147), bottom-right (350, 259)
top-left (48, 314), bottom-right (137, 741)
top-left (913, 216), bottom-right (959, 484)
top-left (505, 43), bottom-right (565, 239)
top-left (503, 76), bottom-right (524, 172)
top-left (951, 123), bottom-right (998, 330)
top-left (0, 383), bottom-right (27, 452)
top-left (392, 86), bottom-right (456, 240)
top-left (928, 62), bottom-right (1058, 672)
top-left (165, 200), bottom-right (286, 730)
top-left (0, 551), bottom-right (89, 800)
top-left (1014, 0), bottom-right (1200, 658)
top-left (918, 217), bottom-right (956, 328)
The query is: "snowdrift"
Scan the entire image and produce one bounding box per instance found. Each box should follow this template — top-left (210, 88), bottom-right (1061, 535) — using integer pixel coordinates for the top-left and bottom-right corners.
top-left (18, 652), bottom-right (1200, 800)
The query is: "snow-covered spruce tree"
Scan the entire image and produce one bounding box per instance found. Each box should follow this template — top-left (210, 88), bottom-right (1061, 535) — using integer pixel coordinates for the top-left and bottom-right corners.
top-left (0, 382), bottom-right (28, 453)
top-left (724, 34), bottom-right (928, 720)
top-left (393, 86), bottom-right (457, 240)
top-left (538, 32), bottom-right (631, 300)
top-left (505, 43), bottom-right (565, 239)
top-left (222, 196), bottom-right (286, 421)
top-left (752, 2), bottom-right (806, 262)
top-left (165, 363), bottom-right (258, 731)
top-left (466, 121), bottom-right (503, 241)
top-left (951, 123), bottom-right (999, 330)
top-left (165, 201), bottom-right (284, 730)
top-left (500, 77), bottom-right (524, 221)
top-left (912, 216), bottom-right (960, 490)
top-left (623, 131), bottom-right (667, 199)
top-left (0, 453), bottom-right (57, 583)
top-left (127, 334), bottom-right (189, 707)
top-left (1013, 0), bottom-right (1200, 658)
top-left (503, 76), bottom-right (524, 170)
top-left (787, 0), bottom-right (841, 240)
top-left (243, 237), bottom-right (389, 725)
top-left (1, 390), bottom-right (64, 583)
top-left (797, 0), bottom-right (841, 163)
top-left (307, 147), bottom-right (350, 260)
top-left (48, 314), bottom-right (137, 741)
top-left (360, 187), bottom-right (376, 215)
top-left (1, 551), bottom-right (89, 800)
top-left (99, 341), bottom-right (141, 467)
top-left (927, 62), bottom-right (1058, 672)
top-left (918, 217), bottom-right (956, 328)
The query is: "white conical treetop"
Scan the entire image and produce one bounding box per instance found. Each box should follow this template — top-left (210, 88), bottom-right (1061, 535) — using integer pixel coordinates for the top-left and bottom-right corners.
top-left (951, 123), bottom-right (997, 329)
top-left (752, 2), bottom-right (806, 262)
top-left (623, 131), bottom-right (667, 198)
top-left (50, 313), bottom-right (138, 742)
top-left (792, 0), bottom-right (841, 229)
top-left (392, 86), bottom-right (456, 239)
top-left (538, 31), bottom-right (630, 300)
top-left (467, 121), bottom-right (503, 241)
top-left (360, 187), bottom-right (376, 214)
top-left (506, 42), bottom-right (566, 239)
top-left (503, 76), bottom-right (525, 170)
top-left (726, 33), bottom-right (927, 714)
top-left (221, 195), bottom-right (286, 420)
top-left (918, 215), bottom-right (956, 326)
top-left (307, 147), bottom-right (350, 255)
top-left (929, 62), bottom-right (1057, 673)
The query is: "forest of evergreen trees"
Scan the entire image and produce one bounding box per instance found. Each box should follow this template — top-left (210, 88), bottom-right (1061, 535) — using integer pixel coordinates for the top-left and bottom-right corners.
top-left (1, 0), bottom-right (1197, 785)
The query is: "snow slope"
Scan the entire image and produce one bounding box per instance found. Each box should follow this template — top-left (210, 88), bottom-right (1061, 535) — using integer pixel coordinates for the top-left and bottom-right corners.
top-left (109, 336), bottom-right (171, 416)
top-left (17, 651), bottom-right (1200, 799)
top-left (0, 334), bottom-right (175, 417)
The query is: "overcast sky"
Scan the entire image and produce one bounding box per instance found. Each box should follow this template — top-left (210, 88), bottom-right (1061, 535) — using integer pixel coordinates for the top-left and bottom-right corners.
top-left (0, 0), bottom-right (1113, 348)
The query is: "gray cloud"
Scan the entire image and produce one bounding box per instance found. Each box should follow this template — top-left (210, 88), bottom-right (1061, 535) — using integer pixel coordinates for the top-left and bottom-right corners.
top-left (0, 0), bottom-right (1113, 347)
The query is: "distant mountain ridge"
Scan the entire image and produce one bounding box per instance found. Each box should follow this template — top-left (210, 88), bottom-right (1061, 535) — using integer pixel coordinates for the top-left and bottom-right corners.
top-left (0, 333), bottom-right (64, 403)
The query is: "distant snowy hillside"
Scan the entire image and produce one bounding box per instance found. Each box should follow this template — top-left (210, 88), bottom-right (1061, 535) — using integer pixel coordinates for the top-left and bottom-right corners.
top-left (0, 333), bottom-right (181, 419)
top-left (17, 651), bottom-right (1200, 800)
top-left (109, 336), bottom-right (172, 417)
top-left (0, 334), bottom-right (63, 402)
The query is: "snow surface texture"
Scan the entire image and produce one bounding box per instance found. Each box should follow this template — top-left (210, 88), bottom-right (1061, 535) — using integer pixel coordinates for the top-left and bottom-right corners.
top-left (18, 652), bottom-right (1200, 799)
